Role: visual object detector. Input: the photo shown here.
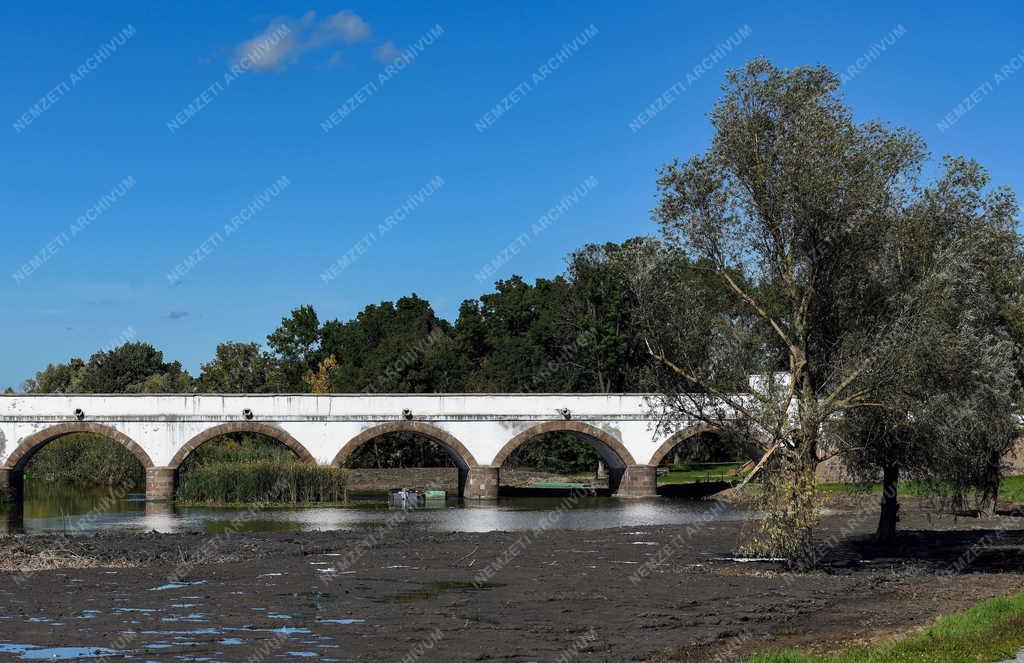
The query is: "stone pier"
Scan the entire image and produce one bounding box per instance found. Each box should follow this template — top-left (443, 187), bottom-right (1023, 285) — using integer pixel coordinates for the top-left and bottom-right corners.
top-left (615, 465), bottom-right (658, 498)
top-left (145, 467), bottom-right (176, 501)
top-left (464, 466), bottom-right (499, 499)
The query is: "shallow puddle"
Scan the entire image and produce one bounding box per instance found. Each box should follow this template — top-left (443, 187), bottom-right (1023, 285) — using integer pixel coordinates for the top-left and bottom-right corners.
top-left (149, 580), bottom-right (208, 591)
top-left (0, 643), bottom-right (119, 660)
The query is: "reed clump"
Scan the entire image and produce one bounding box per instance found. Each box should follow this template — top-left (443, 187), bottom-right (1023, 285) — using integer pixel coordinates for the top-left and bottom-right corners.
top-left (176, 461), bottom-right (347, 504)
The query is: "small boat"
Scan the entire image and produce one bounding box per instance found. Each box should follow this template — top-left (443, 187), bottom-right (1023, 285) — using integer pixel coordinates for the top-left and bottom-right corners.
top-left (388, 488), bottom-right (447, 508)
top-left (388, 488), bottom-right (423, 508)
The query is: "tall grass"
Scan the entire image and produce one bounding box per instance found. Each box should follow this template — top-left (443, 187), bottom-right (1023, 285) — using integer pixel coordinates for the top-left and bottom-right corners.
top-left (176, 461), bottom-right (347, 504)
top-left (179, 433), bottom-right (296, 474)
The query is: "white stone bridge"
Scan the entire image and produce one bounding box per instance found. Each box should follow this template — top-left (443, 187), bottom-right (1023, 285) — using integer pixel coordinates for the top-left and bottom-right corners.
top-left (0, 394), bottom-right (717, 501)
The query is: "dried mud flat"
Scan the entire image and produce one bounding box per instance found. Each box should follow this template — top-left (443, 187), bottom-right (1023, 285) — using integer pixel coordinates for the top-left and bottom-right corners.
top-left (1, 497), bottom-right (1023, 662)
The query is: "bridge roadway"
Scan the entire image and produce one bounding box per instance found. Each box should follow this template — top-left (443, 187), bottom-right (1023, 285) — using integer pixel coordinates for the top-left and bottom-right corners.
top-left (0, 394), bottom-right (717, 501)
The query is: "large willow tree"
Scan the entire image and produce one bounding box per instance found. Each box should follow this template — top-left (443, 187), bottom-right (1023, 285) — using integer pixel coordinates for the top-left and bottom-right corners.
top-left (643, 57), bottom-right (1021, 559)
top-left (835, 156), bottom-right (1023, 540)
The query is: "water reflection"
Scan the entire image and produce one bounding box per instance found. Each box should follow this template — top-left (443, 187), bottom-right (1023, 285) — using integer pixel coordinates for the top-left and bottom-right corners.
top-left (0, 480), bottom-right (747, 535)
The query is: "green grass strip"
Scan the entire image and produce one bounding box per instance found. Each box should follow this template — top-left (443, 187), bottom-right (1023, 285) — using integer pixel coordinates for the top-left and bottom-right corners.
top-left (819, 476), bottom-right (1024, 503)
top-left (658, 462), bottom-right (746, 484)
top-left (745, 587), bottom-right (1024, 663)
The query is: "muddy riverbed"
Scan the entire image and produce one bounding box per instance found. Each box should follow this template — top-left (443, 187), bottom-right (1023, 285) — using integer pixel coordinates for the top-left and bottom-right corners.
top-left (1, 496), bottom-right (1023, 662)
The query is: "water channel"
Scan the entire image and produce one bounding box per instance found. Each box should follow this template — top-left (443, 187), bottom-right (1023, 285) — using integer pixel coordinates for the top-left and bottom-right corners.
top-left (0, 480), bottom-right (747, 536)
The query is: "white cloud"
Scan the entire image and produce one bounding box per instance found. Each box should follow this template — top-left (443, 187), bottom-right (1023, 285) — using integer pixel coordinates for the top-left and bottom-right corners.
top-left (374, 41), bottom-right (401, 64)
top-left (233, 9), bottom-right (379, 72)
top-left (319, 10), bottom-right (372, 44)
top-left (234, 20), bottom-right (302, 71)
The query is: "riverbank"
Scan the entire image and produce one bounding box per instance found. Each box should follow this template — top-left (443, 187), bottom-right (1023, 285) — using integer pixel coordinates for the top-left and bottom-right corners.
top-left (1, 495), bottom-right (1023, 661)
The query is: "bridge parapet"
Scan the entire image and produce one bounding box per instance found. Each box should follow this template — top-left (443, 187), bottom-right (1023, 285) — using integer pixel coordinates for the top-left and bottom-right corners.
top-left (0, 394), bottom-right (724, 501)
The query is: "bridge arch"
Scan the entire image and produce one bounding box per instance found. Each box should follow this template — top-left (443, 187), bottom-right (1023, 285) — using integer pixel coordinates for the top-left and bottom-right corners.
top-left (169, 422), bottom-right (316, 470)
top-left (492, 421), bottom-right (636, 469)
top-left (3, 422), bottom-right (154, 472)
top-left (647, 424), bottom-right (721, 467)
top-left (332, 422), bottom-right (478, 470)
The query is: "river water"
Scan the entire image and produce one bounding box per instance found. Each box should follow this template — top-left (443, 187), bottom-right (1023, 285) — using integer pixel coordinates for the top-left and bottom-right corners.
top-left (0, 481), bottom-right (747, 535)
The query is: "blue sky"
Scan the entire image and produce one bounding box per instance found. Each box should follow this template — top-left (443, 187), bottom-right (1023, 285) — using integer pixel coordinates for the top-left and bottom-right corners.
top-left (1, 1), bottom-right (1022, 388)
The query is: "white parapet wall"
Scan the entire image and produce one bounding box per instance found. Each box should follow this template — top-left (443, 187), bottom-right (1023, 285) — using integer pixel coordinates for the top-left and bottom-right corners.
top-left (0, 393), bottom-right (715, 471)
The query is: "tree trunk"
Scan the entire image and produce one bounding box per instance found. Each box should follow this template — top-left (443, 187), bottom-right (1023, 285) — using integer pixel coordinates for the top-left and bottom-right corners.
top-left (978, 452), bottom-right (1001, 518)
top-left (978, 485), bottom-right (997, 518)
top-left (951, 486), bottom-right (967, 514)
top-left (876, 464), bottom-right (899, 543)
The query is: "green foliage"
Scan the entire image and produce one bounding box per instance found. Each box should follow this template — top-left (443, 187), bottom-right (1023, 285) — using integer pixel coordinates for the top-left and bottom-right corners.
top-left (821, 475), bottom-right (1024, 503)
top-left (745, 587), bottom-right (1024, 663)
top-left (321, 295), bottom-right (454, 393)
top-left (75, 342), bottom-right (191, 393)
top-left (26, 433), bottom-right (295, 492)
top-left (25, 434), bottom-right (145, 488)
top-left (241, 262), bottom-right (695, 475)
top-left (179, 434), bottom-right (296, 474)
top-left (197, 342), bottom-right (269, 393)
top-left (998, 475), bottom-right (1024, 504)
top-left (24, 358), bottom-right (85, 393)
top-left (645, 55), bottom-right (1024, 554)
top-left (266, 305), bottom-right (321, 391)
top-left (23, 343), bottom-right (192, 395)
top-left (505, 432), bottom-right (601, 474)
top-left (343, 432), bottom-right (454, 468)
top-left (739, 460), bottom-right (822, 566)
top-left (833, 153), bottom-right (1024, 525)
top-left (660, 431), bottom-right (755, 465)
top-left (176, 461), bottom-right (348, 504)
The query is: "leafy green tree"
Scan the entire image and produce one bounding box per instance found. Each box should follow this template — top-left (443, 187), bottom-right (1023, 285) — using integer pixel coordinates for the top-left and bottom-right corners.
top-left (564, 237), bottom-right (745, 393)
top-left (23, 358), bottom-right (84, 393)
top-left (451, 276), bottom-right (575, 391)
top-left (73, 342), bottom-right (191, 393)
top-left (198, 342), bottom-right (270, 393)
top-left (321, 294), bottom-right (452, 393)
top-left (564, 240), bottom-right (650, 392)
top-left (266, 305), bottom-right (321, 391)
top-left (836, 157), bottom-right (1023, 538)
top-left (647, 57), bottom-right (932, 560)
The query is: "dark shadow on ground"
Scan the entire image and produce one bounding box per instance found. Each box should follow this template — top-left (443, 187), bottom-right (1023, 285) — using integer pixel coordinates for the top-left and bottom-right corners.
top-left (829, 526), bottom-right (1024, 574)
